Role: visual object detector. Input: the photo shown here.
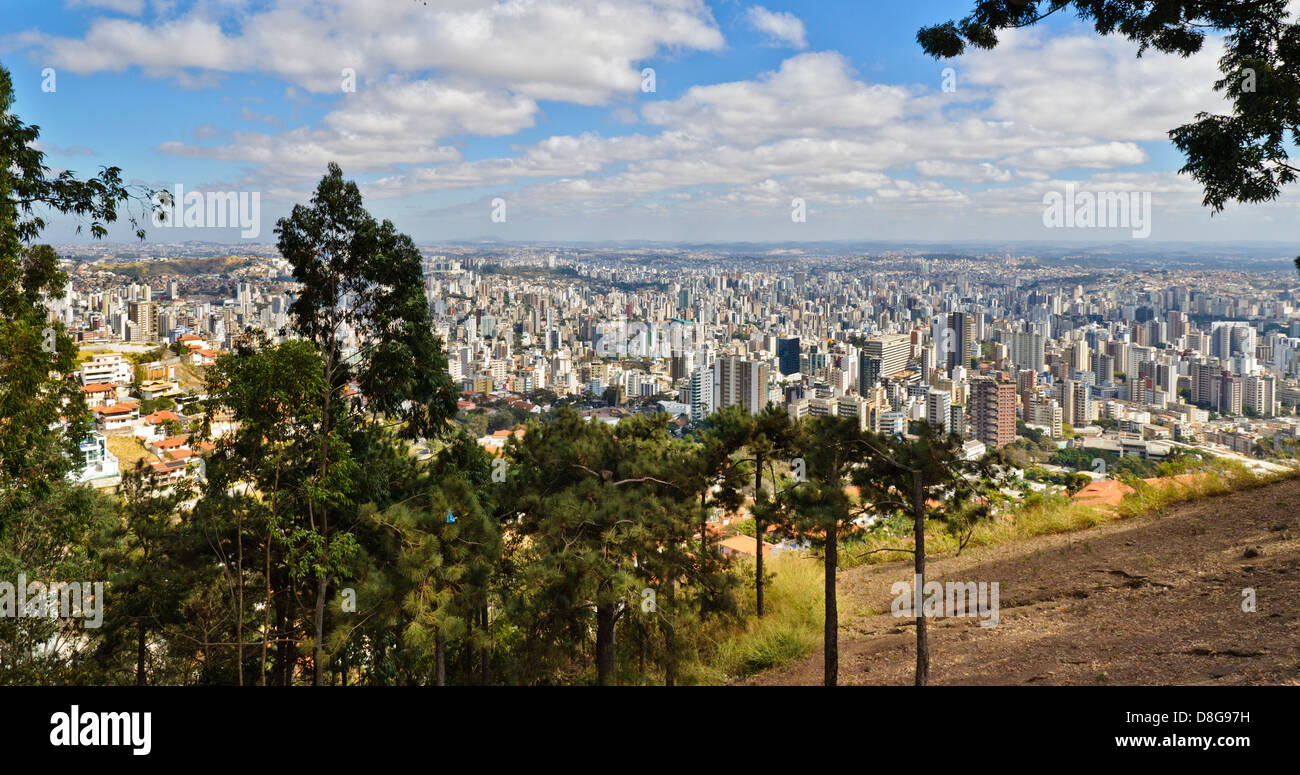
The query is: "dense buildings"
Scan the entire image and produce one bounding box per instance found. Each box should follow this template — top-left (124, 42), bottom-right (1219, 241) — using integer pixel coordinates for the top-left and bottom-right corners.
top-left (50, 242), bottom-right (1300, 484)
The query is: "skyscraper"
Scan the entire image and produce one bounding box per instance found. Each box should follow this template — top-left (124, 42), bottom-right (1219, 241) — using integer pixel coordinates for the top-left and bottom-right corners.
top-left (715, 356), bottom-right (769, 415)
top-left (689, 368), bottom-right (715, 422)
top-left (863, 333), bottom-right (910, 380)
top-left (777, 336), bottom-right (801, 376)
top-left (971, 377), bottom-right (1015, 448)
top-left (926, 389), bottom-right (952, 434)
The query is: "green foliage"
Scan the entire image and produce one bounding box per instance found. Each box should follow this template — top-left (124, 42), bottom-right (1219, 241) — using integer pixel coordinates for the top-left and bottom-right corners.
top-left (0, 59), bottom-right (164, 684)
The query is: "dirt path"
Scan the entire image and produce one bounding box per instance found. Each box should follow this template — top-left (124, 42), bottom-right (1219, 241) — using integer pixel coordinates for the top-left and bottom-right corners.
top-left (743, 477), bottom-right (1300, 685)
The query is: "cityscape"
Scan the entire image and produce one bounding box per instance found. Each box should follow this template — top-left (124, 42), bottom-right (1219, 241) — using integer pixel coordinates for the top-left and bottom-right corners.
top-left (54, 240), bottom-right (1300, 496)
top-left (2, 0), bottom-right (1298, 753)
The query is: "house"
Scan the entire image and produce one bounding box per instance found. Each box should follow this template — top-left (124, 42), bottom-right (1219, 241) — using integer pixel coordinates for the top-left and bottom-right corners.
top-left (139, 379), bottom-right (184, 401)
top-left (142, 361), bottom-right (176, 381)
top-left (718, 534), bottom-right (773, 560)
top-left (146, 435), bottom-right (190, 457)
top-left (147, 455), bottom-right (192, 484)
top-left (74, 432), bottom-right (120, 490)
top-left (189, 348), bottom-right (218, 366)
top-left (136, 411), bottom-right (184, 442)
top-left (176, 334), bottom-right (208, 351)
top-left (80, 382), bottom-right (121, 409)
top-left (79, 354), bottom-right (133, 386)
top-left (93, 402), bottom-right (140, 431)
top-left (478, 428), bottom-right (525, 455)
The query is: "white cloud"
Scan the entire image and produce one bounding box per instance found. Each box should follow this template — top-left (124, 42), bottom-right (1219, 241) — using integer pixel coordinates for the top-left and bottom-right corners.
top-left (916, 160), bottom-right (1013, 182)
top-left (643, 52), bottom-right (907, 143)
top-left (31, 0), bottom-right (725, 103)
top-left (37, 1), bottom-right (1272, 238)
top-left (745, 6), bottom-right (807, 49)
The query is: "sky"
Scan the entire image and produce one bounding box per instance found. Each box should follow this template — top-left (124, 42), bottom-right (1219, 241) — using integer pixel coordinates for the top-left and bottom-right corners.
top-left (2, 0), bottom-right (1299, 245)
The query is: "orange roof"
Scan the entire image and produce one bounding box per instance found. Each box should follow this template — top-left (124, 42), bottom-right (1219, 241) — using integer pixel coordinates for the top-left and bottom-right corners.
top-left (1072, 479), bottom-right (1135, 508)
top-left (81, 383), bottom-right (115, 393)
top-left (718, 535), bottom-right (772, 558)
top-left (93, 402), bottom-right (139, 416)
top-left (144, 410), bottom-right (181, 424)
top-left (153, 436), bottom-right (188, 448)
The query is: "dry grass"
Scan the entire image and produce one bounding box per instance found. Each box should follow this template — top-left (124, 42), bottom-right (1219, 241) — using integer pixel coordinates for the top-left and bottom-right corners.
top-left (106, 434), bottom-right (154, 470)
top-left (693, 554), bottom-right (825, 684)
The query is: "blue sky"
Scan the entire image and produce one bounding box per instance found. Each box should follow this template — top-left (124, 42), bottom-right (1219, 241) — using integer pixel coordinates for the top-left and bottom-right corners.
top-left (3, 0), bottom-right (1298, 244)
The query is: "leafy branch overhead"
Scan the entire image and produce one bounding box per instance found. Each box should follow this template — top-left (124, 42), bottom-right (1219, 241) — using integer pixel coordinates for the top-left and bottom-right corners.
top-left (919, 0), bottom-right (1300, 211)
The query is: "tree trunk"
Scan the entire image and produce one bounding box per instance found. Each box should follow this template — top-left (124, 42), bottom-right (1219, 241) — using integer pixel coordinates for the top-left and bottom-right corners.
top-left (663, 584), bottom-right (676, 687)
top-left (313, 328), bottom-right (335, 687)
top-left (435, 627), bottom-right (446, 687)
top-left (479, 605), bottom-right (489, 686)
top-left (274, 564), bottom-right (290, 686)
top-left (313, 574), bottom-right (327, 686)
top-left (913, 470), bottom-right (929, 687)
top-left (699, 490), bottom-right (708, 556)
top-left (595, 602), bottom-right (617, 686)
top-left (262, 536), bottom-right (271, 686)
top-left (135, 619), bottom-right (147, 686)
top-left (823, 527), bottom-right (837, 687)
top-left (754, 454), bottom-right (764, 617)
top-left (236, 510), bottom-right (244, 687)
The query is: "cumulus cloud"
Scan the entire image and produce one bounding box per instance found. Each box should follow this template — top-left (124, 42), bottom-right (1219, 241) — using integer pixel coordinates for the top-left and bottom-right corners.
top-left (30, 1), bottom-right (1270, 236)
top-left (643, 52), bottom-right (908, 143)
top-left (30, 0), bottom-right (725, 103)
top-left (745, 6), bottom-right (807, 49)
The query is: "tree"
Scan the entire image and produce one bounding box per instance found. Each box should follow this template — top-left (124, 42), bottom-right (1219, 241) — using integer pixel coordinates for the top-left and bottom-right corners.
top-left (200, 336), bottom-right (336, 685)
top-left (919, 1), bottom-right (1300, 212)
top-left (502, 410), bottom-right (708, 685)
top-left (708, 404), bottom-right (797, 617)
top-left (95, 467), bottom-right (201, 685)
top-left (274, 163), bottom-right (460, 684)
top-left (352, 469), bottom-right (500, 686)
top-left (854, 422), bottom-right (1011, 685)
top-left (776, 415), bottom-right (867, 686)
top-left (0, 60), bottom-right (161, 682)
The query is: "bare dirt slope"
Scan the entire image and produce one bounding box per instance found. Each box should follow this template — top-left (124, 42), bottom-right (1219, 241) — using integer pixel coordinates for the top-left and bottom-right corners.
top-left (744, 477), bottom-right (1300, 685)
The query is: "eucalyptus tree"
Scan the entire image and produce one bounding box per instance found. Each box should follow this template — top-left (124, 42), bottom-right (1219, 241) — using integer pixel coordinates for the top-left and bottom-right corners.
top-left (274, 163), bottom-right (459, 684)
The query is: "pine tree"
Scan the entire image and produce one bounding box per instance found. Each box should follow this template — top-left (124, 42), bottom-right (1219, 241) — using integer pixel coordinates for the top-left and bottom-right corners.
top-left (853, 422), bottom-right (1011, 685)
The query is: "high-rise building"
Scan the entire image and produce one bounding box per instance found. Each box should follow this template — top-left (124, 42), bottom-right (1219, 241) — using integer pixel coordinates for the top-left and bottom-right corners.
top-left (1216, 373), bottom-right (1243, 416)
top-left (863, 334), bottom-right (910, 380)
top-left (689, 368), bottom-right (715, 422)
top-left (1191, 360), bottom-right (1219, 406)
top-left (926, 389), bottom-right (952, 434)
top-left (1011, 330), bottom-right (1045, 372)
top-left (1028, 397), bottom-right (1064, 438)
top-left (127, 299), bottom-right (157, 343)
top-left (777, 337), bottom-right (801, 376)
top-left (715, 356), bottom-right (768, 415)
top-left (1093, 353), bottom-right (1115, 386)
top-left (1244, 373), bottom-right (1276, 417)
top-left (1061, 379), bottom-right (1093, 427)
top-left (858, 354), bottom-right (881, 393)
top-left (945, 312), bottom-right (975, 370)
top-left (970, 377), bottom-right (1015, 448)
